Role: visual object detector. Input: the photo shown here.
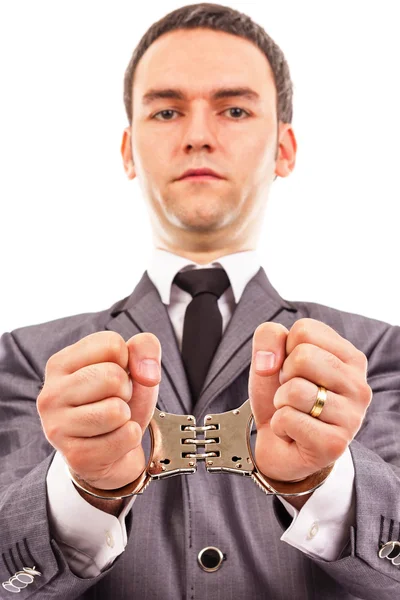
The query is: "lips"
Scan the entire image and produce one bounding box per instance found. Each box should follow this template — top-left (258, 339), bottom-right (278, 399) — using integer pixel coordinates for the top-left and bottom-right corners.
top-left (178, 168), bottom-right (223, 180)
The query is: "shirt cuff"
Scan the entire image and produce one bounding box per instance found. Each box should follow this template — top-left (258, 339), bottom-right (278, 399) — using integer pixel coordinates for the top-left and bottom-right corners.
top-left (46, 450), bottom-right (136, 575)
top-left (277, 445), bottom-right (356, 561)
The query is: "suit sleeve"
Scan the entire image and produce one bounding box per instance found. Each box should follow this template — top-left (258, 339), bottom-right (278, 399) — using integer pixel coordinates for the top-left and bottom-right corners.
top-left (273, 323), bottom-right (400, 599)
top-left (0, 330), bottom-right (136, 598)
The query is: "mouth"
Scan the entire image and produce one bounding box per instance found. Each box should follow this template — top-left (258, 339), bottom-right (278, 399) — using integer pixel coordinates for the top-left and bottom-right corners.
top-left (178, 174), bottom-right (223, 182)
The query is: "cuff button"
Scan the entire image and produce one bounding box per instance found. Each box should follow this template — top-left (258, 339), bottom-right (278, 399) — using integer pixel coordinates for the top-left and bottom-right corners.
top-left (378, 541), bottom-right (400, 560)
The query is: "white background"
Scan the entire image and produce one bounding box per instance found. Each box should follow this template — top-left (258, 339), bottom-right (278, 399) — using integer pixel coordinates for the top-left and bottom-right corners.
top-left (0, 1), bottom-right (399, 335)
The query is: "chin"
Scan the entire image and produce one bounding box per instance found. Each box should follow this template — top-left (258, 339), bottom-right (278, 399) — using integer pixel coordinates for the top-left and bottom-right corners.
top-left (163, 192), bottom-right (234, 229)
top-left (179, 211), bottom-right (233, 233)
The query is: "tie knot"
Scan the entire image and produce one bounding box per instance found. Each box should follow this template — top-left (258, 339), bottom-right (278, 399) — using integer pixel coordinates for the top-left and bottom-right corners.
top-left (173, 268), bottom-right (230, 300)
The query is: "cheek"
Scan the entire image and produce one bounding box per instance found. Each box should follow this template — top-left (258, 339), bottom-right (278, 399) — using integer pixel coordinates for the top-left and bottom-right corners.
top-left (133, 125), bottom-right (163, 161)
top-left (252, 137), bottom-right (274, 166)
top-left (133, 137), bottom-right (167, 184)
top-left (251, 145), bottom-right (276, 187)
top-left (232, 133), bottom-right (272, 177)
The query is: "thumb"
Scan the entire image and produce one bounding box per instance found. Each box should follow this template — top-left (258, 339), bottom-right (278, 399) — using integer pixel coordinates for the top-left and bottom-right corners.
top-left (126, 332), bottom-right (162, 432)
top-left (249, 322), bottom-right (289, 427)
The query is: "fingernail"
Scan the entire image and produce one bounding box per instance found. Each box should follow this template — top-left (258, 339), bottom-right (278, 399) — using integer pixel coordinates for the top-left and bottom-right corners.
top-left (138, 359), bottom-right (160, 379)
top-left (255, 351), bottom-right (276, 371)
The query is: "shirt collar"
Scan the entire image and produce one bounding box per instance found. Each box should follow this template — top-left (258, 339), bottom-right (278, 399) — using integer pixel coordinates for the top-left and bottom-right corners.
top-left (147, 247), bottom-right (261, 305)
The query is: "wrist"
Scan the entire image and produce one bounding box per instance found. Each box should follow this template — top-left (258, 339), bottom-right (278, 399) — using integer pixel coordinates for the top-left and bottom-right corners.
top-left (66, 463), bottom-right (150, 499)
top-left (255, 463), bottom-right (335, 496)
top-left (74, 484), bottom-right (126, 516)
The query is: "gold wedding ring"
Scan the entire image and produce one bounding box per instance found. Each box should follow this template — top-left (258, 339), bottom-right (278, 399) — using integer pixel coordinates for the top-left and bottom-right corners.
top-left (309, 386), bottom-right (327, 418)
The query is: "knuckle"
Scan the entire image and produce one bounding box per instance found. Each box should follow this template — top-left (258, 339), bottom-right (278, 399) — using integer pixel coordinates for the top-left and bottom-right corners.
top-left (301, 410), bottom-right (317, 436)
top-left (285, 377), bottom-right (302, 403)
top-left (103, 429), bottom-right (122, 457)
top-left (106, 332), bottom-right (126, 362)
top-left (82, 405), bottom-right (104, 430)
top-left (66, 445), bottom-right (86, 472)
top-left (104, 363), bottom-right (125, 390)
top-left (357, 349), bottom-right (368, 369)
top-left (277, 404), bottom-right (292, 421)
top-left (329, 434), bottom-right (348, 456)
top-left (353, 377), bottom-right (365, 398)
top-left (292, 344), bottom-right (310, 369)
top-left (36, 388), bottom-right (53, 413)
top-left (291, 319), bottom-right (312, 343)
top-left (45, 351), bottom-right (66, 375)
top-left (85, 398), bottom-right (125, 430)
top-left (273, 386), bottom-right (284, 410)
top-left (365, 383), bottom-right (373, 404)
top-left (327, 392), bottom-right (342, 412)
top-left (130, 420), bottom-right (142, 446)
top-left (36, 391), bottom-right (46, 414)
top-left (108, 398), bottom-right (128, 422)
top-left (326, 352), bottom-right (342, 370)
top-left (44, 421), bottom-right (61, 443)
top-left (77, 365), bottom-right (97, 385)
top-left (357, 380), bottom-right (372, 404)
top-left (45, 353), bottom-right (57, 372)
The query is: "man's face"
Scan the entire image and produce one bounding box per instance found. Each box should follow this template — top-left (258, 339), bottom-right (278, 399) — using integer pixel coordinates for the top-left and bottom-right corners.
top-left (122, 27), bottom-right (295, 251)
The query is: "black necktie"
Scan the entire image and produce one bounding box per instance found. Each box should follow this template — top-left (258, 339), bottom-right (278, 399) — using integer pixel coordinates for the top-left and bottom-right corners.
top-left (173, 268), bottom-right (231, 405)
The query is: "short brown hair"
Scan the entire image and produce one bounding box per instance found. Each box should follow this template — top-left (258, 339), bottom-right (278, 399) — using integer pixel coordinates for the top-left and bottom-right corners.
top-left (123, 3), bottom-right (294, 127)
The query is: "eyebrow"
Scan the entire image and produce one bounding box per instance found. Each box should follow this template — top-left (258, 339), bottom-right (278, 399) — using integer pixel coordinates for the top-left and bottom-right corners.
top-left (141, 86), bottom-right (261, 106)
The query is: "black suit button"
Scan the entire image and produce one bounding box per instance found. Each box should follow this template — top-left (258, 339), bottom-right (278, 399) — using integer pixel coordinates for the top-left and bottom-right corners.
top-left (197, 546), bottom-right (224, 572)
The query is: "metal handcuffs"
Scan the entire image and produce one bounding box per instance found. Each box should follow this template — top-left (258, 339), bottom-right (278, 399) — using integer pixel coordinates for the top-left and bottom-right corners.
top-left (67, 399), bottom-right (334, 500)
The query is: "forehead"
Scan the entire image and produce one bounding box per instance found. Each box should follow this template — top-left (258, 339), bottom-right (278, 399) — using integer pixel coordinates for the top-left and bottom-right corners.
top-left (133, 27), bottom-right (276, 104)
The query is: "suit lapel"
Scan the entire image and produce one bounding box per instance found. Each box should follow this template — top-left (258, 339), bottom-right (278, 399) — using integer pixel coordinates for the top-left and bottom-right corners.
top-left (105, 272), bottom-right (192, 415)
top-left (195, 266), bottom-right (298, 419)
top-left (105, 267), bottom-right (298, 419)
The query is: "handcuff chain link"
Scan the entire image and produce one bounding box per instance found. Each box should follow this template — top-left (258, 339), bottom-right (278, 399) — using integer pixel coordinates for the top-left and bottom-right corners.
top-left (181, 423), bottom-right (219, 459)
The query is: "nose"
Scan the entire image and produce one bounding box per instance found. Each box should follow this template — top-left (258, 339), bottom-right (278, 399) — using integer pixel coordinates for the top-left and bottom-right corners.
top-left (182, 106), bottom-right (216, 151)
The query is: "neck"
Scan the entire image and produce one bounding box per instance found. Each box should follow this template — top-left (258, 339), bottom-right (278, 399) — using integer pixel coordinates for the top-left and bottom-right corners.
top-left (156, 245), bottom-right (255, 265)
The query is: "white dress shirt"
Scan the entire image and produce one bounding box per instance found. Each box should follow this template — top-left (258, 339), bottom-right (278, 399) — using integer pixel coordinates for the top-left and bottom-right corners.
top-left (46, 248), bottom-right (356, 577)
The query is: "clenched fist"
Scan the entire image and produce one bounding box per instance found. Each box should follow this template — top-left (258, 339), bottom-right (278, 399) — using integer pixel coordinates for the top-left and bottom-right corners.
top-left (37, 331), bottom-right (161, 491)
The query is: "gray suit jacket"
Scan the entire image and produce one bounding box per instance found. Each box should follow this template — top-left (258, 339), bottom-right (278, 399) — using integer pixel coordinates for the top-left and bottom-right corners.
top-left (1, 267), bottom-right (399, 599)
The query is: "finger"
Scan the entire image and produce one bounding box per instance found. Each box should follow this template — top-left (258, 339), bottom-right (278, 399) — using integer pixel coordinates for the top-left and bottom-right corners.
top-left (270, 405), bottom-right (347, 468)
top-left (67, 420), bottom-right (143, 480)
top-left (273, 377), bottom-right (361, 429)
top-left (249, 322), bottom-right (289, 427)
top-left (60, 396), bottom-right (132, 438)
top-left (126, 332), bottom-right (162, 431)
top-left (286, 318), bottom-right (367, 372)
top-left (279, 343), bottom-right (365, 399)
top-left (62, 362), bottom-right (133, 407)
top-left (46, 331), bottom-right (129, 377)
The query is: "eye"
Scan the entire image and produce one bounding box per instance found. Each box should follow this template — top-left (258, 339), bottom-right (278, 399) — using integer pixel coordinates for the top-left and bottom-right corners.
top-left (223, 107), bottom-right (250, 119)
top-left (153, 109), bottom-right (178, 121)
top-left (152, 107), bottom-right (250, 121)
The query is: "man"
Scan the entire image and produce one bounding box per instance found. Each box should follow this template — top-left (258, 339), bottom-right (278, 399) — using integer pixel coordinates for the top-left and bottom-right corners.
top-left (0, 3), bottom-right (399, 598)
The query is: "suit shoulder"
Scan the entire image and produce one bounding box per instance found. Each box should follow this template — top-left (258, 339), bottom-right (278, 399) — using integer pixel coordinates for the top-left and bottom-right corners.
top-left (2, 296), bottom-right (128, 378)
top-left (291, 299), bottom-right (399, 354)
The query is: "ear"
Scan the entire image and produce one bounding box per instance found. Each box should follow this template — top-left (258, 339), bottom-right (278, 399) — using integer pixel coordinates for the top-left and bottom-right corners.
top-left (274, 122), bottom-right (297, 179)
top-left (121, 127), bottom-right (136, 180)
